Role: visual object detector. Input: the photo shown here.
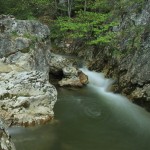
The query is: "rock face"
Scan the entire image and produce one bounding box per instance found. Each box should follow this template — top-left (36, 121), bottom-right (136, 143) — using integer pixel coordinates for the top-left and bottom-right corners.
top-left (112, 1), bottom-right (150, 103)
top-left (0, 71), bottom-right (56, 126)
top-left (0, 15), bottom-right (51, 72)
top-left (49, 53), bottom-right (72, 75)
top-left (90, 0), bottom-right (150, 109)
top-left (0, 119), bottom-right (16, 150)
top-left (0, 15), bottom-right (57, 126)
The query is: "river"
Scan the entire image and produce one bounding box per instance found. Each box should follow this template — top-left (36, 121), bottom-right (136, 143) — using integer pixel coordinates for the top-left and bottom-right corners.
top-left (9, 69), bottom-right (150, 150)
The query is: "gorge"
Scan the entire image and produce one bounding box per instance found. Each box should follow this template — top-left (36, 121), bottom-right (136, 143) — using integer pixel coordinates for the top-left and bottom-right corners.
top-left (0, 0), bottom-right (150, 149)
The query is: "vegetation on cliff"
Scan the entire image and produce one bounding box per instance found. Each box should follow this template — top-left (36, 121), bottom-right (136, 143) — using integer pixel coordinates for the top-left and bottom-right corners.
top-left (0, 0), bottom-right (146, 53)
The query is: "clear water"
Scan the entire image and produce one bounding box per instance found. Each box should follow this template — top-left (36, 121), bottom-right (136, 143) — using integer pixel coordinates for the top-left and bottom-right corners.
top-left (10, 69), bottom-right (150, 150)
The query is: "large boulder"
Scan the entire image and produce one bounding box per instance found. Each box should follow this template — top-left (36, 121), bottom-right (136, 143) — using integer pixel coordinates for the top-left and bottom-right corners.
top-left (58, 66), bottom-right (88, 87)
top-left (0, 15), bottom-right (57, 126)
top-left (49, 53), bottom-right (88, 87)
top-left (0, 14), bottom-right (51, 72)
top-left (0, 70), bottom-right (57, 126)
top-left (49, 53), bottom-right (74, 75)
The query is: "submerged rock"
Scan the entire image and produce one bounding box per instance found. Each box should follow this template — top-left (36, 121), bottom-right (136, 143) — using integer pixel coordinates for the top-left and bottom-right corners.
top-left (0, 15), bottom-right (57, 126)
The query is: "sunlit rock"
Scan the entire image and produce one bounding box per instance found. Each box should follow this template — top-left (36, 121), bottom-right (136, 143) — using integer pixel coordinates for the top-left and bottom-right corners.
top-left (59, 67), bottom-right (88, 87)
top-left (0, 71), bottom-right (57, 126)
top-left (0, 15), bottom-right (57, 126)
top-left (49, 53), bottom-right (72, 75)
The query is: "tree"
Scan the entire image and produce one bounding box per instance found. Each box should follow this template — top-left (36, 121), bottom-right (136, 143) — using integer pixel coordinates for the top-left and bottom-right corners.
top-left (52, 10), bottom-right (116, 47)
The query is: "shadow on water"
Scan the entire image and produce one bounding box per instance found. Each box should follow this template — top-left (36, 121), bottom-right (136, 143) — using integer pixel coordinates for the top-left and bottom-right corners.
top-left (10, 69), bottom-right (150, 150)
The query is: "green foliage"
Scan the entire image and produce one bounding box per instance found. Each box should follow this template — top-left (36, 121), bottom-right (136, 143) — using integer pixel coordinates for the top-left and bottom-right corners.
top-left (52, 10), bottom-right (117, 47)
top-left (0, 0), bottom-right (55, 19)
top-left (23, 33), bottom-right (37, 41)
top-left (11, 31), bottom-right (18, 37)
top-left (0, 0), bottom-right (32, 19)
top-left (91, 0), bottom-right (112, 13)
top-left (0, 0), bottom-right (146, 58)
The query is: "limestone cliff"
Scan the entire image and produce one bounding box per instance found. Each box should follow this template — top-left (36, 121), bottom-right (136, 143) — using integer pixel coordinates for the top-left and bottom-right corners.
top-left (0, 15), bottom-right (57, 126)
top-left (100, 0), bottom-right (150, 109)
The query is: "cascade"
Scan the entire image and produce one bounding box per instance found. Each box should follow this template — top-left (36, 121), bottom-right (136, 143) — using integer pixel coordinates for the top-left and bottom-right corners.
top-left (81, 68), bottom-right (150, 133)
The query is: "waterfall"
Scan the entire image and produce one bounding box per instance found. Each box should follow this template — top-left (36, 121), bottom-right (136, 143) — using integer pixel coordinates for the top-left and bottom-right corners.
top-left (81, 68), bottom-right (150, 133)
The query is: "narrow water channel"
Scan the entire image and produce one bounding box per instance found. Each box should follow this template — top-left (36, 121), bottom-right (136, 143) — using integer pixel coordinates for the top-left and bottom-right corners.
top-left (10, 69), bottom-right (150, 150)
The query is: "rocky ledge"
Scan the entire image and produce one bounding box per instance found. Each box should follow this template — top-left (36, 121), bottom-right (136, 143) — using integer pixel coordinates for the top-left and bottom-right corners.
top-left (0, 70), bottom-right (56, 126)
top-left (0, 15), bottom-right (57, 126)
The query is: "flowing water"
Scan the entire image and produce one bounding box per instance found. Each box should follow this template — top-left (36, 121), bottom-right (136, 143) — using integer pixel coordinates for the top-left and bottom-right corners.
top-left (10, 69), bottom-right (150, 150)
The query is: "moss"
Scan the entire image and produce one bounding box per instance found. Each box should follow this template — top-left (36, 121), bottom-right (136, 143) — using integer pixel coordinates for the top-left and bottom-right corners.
top-left (112, 24), bottom-right (145, 57)
top-left (11, 31), bottom-right (18, 38)
top-left (20, 48), bottom-right (30, 53)
top-left (23, 33), bottom-right (37, 42)
top-left (0, 93), bottom-right (13, 99)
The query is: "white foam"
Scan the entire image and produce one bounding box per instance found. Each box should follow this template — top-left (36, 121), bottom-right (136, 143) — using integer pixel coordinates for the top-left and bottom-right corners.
top-left (81, 67), bottom-right (150, 133)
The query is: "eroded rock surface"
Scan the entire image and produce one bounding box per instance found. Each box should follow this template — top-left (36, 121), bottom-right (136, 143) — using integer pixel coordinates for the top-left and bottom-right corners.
top-left (112, 1), bottom-right (150, 104)
top-left (0, 71), bottom-right (57, 126)
top-left (0, 119), bottom-right (16, 150)
top-left (49, 53), bottom-right (73, 75)
top-left (0, 15), bottom-right (57, 126)
top-left (91, 1), bottom-right (150, 109)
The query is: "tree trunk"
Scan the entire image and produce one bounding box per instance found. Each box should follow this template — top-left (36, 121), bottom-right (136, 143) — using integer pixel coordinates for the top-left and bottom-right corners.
top-left (84, 0), bottom-right (87, 12)
top-left (54, 0), bottom-right (58, 10)
top-left (67, 0), bottom-right (72, 18)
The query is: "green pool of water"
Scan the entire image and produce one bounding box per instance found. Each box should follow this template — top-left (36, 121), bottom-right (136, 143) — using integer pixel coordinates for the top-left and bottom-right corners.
top-left (10, 86), bottom-right (150, 150)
